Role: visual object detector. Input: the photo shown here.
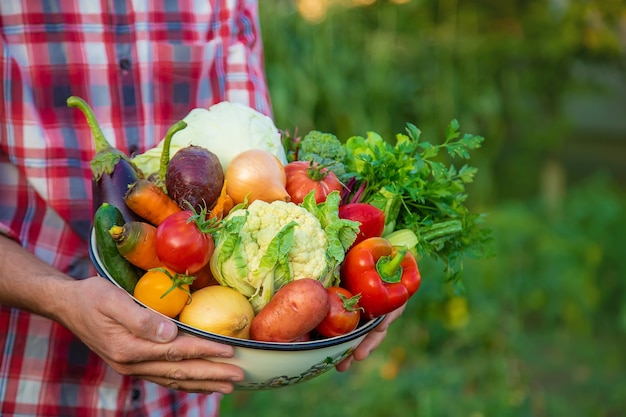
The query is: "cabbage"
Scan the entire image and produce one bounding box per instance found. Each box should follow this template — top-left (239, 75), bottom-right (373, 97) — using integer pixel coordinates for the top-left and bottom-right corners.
top-left (132, 101), bottom-right (287, 175)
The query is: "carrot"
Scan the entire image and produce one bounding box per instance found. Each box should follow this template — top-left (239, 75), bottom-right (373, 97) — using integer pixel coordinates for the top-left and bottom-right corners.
top-left (209, 181), bottom-right (235, 220)
top-left (109, 221), bottom-right (162, 270)
top-left (124, 178), bottom-right (181, 225)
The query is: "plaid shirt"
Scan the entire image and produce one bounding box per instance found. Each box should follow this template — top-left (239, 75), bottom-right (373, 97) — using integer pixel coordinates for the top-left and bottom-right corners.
top-left (0, 1), bottom-right (270, 416)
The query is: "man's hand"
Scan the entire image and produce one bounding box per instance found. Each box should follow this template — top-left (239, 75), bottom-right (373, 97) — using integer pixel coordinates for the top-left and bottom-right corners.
top-left (1, 235), bottom-right (242, 393)
top-left (335, 304), bottom-right (406, 372)
top-left (59, 276), bottom-right (244, 393)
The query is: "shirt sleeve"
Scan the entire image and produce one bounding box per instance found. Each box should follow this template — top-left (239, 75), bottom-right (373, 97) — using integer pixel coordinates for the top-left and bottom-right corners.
top-left (0, 145), bottom-right (25, 243)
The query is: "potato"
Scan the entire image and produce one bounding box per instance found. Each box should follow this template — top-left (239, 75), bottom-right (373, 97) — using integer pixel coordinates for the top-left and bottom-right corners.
top-left (250, 278), bottom-right (330, 342)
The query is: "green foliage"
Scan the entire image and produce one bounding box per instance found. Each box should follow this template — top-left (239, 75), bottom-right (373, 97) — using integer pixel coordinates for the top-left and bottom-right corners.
top-left (221, 173), bottom-right (626, 417)
top-left (260, 0), bottom-right (626, 201)
top-left (219, 1), bottom-right (626, 416)
top-left (343, 120), bottom-right (492, 285)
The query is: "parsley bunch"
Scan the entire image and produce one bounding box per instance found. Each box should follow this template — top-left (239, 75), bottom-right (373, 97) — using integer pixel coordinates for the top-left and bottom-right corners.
top-left (343, 120), bottom-right (492, 287)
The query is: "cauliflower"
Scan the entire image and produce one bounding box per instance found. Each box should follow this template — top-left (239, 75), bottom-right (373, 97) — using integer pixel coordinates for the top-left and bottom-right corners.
top-left (210, 192), bottom-right (360, 313)
top-left (210, 200), bottom-right (328, 313)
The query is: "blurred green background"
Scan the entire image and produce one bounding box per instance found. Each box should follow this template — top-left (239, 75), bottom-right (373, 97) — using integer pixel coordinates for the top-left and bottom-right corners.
top-left (221, 1), bottom-right (626, 416)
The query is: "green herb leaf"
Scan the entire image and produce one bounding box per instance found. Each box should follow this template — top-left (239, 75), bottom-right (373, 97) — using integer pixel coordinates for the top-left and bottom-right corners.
top-left (338, 119), bottom-right (492, 284)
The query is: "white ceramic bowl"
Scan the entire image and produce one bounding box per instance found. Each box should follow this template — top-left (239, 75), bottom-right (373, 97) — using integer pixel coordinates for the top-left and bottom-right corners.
top-left (89, 229), bottom-right (384, 390)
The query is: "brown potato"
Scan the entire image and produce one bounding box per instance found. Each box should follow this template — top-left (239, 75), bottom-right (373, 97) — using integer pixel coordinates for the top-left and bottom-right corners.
top-left (250, 278), bottom-right (330, 342)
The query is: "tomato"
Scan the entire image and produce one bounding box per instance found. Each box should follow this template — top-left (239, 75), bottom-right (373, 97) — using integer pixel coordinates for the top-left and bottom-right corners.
top-left (315, 287), bottom-right (361, 338)
top-left (190, 263), bottom-right (217, 291)
top-left (155, 210), bottom-right (213, 274)
top-left (133, 268), bottom-right (191, 318)
top-left (284, 160), bottom-right (342, 204)
top-left (338, 203), bottom-right (385, 247)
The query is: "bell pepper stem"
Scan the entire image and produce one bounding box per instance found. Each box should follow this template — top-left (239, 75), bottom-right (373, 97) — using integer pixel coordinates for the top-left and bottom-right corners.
top-left (375, 247), bottom-right (408, 284)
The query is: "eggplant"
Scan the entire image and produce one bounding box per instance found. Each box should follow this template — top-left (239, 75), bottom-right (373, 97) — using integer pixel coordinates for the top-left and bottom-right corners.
top-left (67, 96), bottom-right (142, 223)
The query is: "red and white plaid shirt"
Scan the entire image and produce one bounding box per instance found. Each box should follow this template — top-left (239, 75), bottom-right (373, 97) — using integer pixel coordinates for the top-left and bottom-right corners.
top-left (0, 1), bottom-right (271, 416)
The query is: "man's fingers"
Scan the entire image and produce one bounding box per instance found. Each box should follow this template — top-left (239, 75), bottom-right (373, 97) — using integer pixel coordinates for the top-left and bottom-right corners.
top-left (120, 357), bottom-right (244, 382)
top-left (143, 375), bottom-right (237, 394)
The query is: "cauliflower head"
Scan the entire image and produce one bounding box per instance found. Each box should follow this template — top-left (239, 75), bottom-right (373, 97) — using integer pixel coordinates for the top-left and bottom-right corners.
top-left (210, 199), bottom-right (329, 313)
top-left (238, 200), bottom-right (328, 280)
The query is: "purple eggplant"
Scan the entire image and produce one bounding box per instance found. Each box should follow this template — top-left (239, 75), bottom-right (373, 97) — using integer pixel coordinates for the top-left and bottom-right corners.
top-left (67, 96), bottom-right (142, 223)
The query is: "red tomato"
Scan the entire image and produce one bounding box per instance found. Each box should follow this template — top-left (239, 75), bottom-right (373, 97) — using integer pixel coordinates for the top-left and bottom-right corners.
top-left (190, 263), bottom-right (217, 291)
top-left (338, 203), bottom-right (385, 247)
top-left (315, 287), bottom-right (361, 338)
top-left (155, 210), bottom-right (213, 274)
top-left (284, 160), bottom-right (342, 204)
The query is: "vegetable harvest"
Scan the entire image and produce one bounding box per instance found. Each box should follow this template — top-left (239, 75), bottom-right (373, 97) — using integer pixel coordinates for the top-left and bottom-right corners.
top-left (76, 94), bottom-right (490, 345)
top-left (286, 120), bottom-right (492, 286)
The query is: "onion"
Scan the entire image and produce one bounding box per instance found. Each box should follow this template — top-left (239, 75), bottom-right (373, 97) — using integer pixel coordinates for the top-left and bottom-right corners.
top-left (179, 286), bottom-right (255, 339)
top-left (225, 149), bottom-right (290, 205)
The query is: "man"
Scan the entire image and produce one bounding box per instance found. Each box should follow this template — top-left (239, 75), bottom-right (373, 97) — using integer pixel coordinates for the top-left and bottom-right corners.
top-left (0, 1), bottom-right (401, 416)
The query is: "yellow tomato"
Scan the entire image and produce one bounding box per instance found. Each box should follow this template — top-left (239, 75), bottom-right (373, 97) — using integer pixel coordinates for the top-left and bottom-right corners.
top-left (133, 268), bottom-right (190, 318)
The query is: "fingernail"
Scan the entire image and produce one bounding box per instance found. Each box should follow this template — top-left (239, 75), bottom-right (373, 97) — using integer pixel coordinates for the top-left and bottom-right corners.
top-left (338, 356), bottom-right (353, 372)
top-left (156, 321), bottom-right (177, 342)
top-left (229, 373), bottom-right (244, 382)
top-left (218, 384), bottom-right (235, 394)
top-left (213, 347), bottom-right (235, 358)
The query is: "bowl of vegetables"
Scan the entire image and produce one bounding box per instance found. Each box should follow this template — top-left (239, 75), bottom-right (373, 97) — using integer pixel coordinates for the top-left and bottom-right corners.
top-left (88, 186), bottom-right (394, 390)
top-left (74, 96), bottom-right (490, 391)
top-left (89, 226), bottom-right (385, 390)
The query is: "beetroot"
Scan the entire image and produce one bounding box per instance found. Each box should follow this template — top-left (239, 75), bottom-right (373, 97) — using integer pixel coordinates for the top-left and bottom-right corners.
top-left (165, 145), bottom-right (224, 211)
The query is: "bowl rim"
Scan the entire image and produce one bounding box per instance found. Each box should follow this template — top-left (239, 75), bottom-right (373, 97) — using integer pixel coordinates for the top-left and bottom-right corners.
top-left (89, 227), bottom-right (384, 351)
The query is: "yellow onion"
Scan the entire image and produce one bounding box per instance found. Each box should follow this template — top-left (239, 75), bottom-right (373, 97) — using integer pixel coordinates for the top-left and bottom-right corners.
top-left (179, 285), bottom-right (255, 339)
top-left (225, 149), bottom-right (290, 205)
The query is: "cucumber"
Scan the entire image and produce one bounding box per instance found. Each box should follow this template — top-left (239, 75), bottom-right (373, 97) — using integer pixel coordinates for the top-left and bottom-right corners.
top-left (93, 203), bottom-right (142, 293)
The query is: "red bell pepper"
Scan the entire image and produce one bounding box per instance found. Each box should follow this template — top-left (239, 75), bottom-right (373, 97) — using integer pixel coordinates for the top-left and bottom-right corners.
top-left (340, 237), bottom-right (421, 319)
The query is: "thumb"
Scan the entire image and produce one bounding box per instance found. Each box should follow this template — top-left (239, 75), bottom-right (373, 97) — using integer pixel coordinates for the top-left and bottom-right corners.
top-left (153, 317), bottom-right (178, 343)
top-left (121, 298), bottom-right (179, 343)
